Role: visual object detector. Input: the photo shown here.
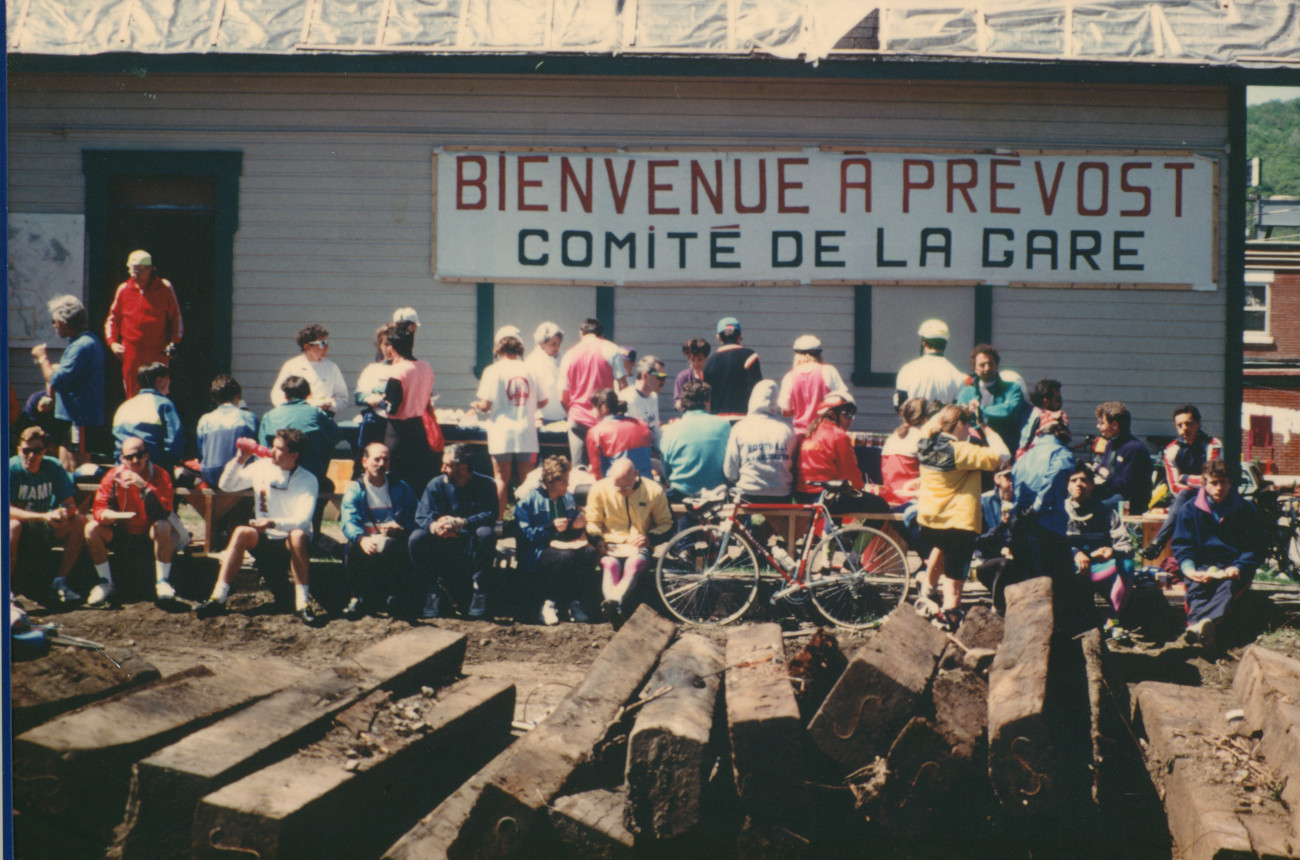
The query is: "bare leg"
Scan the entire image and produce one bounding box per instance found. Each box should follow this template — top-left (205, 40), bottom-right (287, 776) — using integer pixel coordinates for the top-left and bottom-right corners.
top-left (492, 460), bottom-right (511, 521)
top-left (926, 547), bottom-right (945, 591)
top-left (52, 515), bottom-right (86, 579)
top-left (286, 529), bottom-right (311, 587)
top-left (942, 576), bottom-right (965, 612)
top-left (84, 520), bottom-right (114, 565)
top-left (150, 519), bottom-right (175, 563)
top-left (216, 525), bottom-right (260, 586)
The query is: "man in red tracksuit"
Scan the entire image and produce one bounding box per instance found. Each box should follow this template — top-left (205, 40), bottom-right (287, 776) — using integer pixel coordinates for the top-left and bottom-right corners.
top-left (105, 250), bottom-right (184, 398)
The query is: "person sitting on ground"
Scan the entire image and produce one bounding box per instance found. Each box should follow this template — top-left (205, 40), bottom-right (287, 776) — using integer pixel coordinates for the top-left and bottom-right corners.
top-left (515, 455), bottom-right (597, 626)
top-left (1017, 379), bottom-right (1062, 458)
top-left (84, 435), bottom-right (181, 607)
top-left (112, 362), bottom-right (184, 470)
top-left (1065, 465), bottom-right (1135, 643)
top-left (32, 294), bottom-right (106, 470)
top-left (340, 442), bottom-right (417, 620)
top-left (957, 344), bottom-right (1028, 450)
top-left (915, 404), bottom-right (1010, 631)
top-left (585, 388), bottom-right (655, 481)
top-left (9, 427), bottom-right (86, 606)
top-left (585, 459), bottom-right (673, 628)
top-left (473, 333), bottom-right (545, 520)
top-left (661, 380), bottom-right (732, 503)
top-left (723, 379), bottom-right (798, 504)
top-left (270, 323), bottom-right (348, 413)
top-left (620, 355), bottom-right (666, 452)
top-left (197, 428), bottom-right (324, 625)
top-left (183, 374), bottom-right (259, 529)
top-left (354, 322), bottom-right (396, 452)
top-left (1145, 404), bottom-right (1224, 559)
top-left (407, 444), bottom-right (498, 620)
top-left (1092, 400), bottom-right (1153, 516)
top-left (1169, 459), bottom-right (1264, 654)
top-left (674, 338), bottom-right (710, 412)
top-left (260, 375), bottom-right (342, 537)
top-left (703, 316), bottom-right (762, 416)
top-left (778, 334), bottom-right (847, 434)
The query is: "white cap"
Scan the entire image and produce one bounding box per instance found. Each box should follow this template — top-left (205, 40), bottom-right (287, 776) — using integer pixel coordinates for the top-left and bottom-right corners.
top-left (127, 250), bottom-right (152, 267)
top-left (918, 319), bottom-right (949, 340)
top-left (393, 307), bottom-right (420, 325)
top-left (494, 325), bottom-right (522, 344)
top-left (793, 334), bottom-right (822, 352)
top-left (534, 321), bottom-right (563, 344)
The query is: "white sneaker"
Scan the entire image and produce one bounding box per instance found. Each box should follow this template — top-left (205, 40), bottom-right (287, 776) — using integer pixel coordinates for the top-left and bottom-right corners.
top-left (540, 600), bottom-right (560, 626)
top-left (914, 595), bottom-right (941, 620)
top-left (155, 580), bottom-right (176, 601)
top-left (87, 580), bottom-right (114, 608)
top-left (53, 580), bottom-right (82, 606)
top-left (568, 600), bottom-right (590, 623)
top-left (421, 591), bottom-right (441, 620)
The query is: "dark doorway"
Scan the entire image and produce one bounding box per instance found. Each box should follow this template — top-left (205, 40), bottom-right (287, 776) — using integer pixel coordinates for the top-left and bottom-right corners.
top-left (84, 151), bottom-right (241, 460)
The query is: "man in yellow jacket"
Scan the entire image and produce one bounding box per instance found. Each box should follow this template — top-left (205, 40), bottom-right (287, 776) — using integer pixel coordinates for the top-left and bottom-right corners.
top-left (585, 459), bottom-right (673, 627)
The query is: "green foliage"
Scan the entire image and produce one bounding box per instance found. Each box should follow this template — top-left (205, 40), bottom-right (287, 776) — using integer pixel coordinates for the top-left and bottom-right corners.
top-left (1248, 97), bottom-right (1300, 198)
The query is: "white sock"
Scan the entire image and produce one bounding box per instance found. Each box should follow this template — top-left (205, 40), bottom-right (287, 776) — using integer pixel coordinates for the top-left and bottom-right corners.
top-left (155, 561), bottom-right (172, 582)
top-left (295, 584), bottom-right (310, 611)
top-left (211, 581), bottom-right (231, 603)
top-left (94, 562), bottom-right (113, 583)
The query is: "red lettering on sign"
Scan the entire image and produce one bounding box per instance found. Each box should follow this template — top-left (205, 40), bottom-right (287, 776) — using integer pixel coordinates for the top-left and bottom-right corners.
top-left (498, 154), bottom-right (507, 211)
top-left (840, 158), bottom-right (871, 213)
top-left (1077, 162), bottom-right (1109, 216)
top-left (648, 160), bottom-right (680, 215)
top-left (1164, 162), bottom-right (1194, 217)
top-left (691, 160), bottom-right (723, 215)
top-left (947, 158), bottom-right (978, 214)
top-left (734, 159), bottom-right (767, 214)
top-left (560, 157), bottom-right (592, 213)
top-left (990, 158), bottom-right (1020, 214)
top-left (1034, 161), bottom-right (1064, 216)
top-left (456, 155), bottom-right (487, 210)
top-left (902, 159), bottom-right (934, 213)
top-left (604, 159), bottom-right (636, 215)
top-left (518, 155), bottom-right (548, 212)
top-left (777, 157), bottom-right (809, 214)
top-left (1120, 162), bottom-right (1152, 217)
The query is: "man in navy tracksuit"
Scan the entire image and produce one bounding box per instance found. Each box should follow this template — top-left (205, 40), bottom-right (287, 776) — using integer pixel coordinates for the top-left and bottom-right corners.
top-left (1170, 459), bottom-right (1264, 653)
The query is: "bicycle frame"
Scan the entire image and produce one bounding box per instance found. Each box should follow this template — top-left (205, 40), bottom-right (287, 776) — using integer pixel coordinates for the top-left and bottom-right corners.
top-left (708, 496), bottom-right (850, 590)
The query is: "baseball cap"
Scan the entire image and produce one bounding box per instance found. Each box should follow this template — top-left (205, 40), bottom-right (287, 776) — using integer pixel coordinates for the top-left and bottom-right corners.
top-left (127, 250), bottom-right (152, 267)
top-left (534, 321), bottom-right (563, 344)
top-left (918, 319), bottom-right (949, 340)
top-left (494, 325), bottom-right (522, 344)
top-left (793, 334), bottom-right (822, 352)
top-left (716, 316), bottom-right (741, 335)
top-left (393, 307), bottom-right (420, 325)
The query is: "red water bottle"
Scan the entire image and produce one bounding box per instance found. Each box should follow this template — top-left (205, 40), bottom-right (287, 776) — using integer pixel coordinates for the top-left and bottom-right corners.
top-left (235, 438), bottom-right (272, 458)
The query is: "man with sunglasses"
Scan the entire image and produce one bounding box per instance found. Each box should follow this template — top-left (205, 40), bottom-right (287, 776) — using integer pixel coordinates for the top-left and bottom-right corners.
top-left (9, 427), bottom-right (86, 605)
top-left (270, 324), bottom-right (348, 414)
top-left (84, 435), bottom-right (180, 607)
top-left (197, 428), bottom-right (324, 625)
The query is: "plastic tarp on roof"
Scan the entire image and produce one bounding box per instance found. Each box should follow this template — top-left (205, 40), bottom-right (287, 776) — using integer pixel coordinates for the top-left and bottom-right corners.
top-left (7, 0), bottom-right (1300, 66)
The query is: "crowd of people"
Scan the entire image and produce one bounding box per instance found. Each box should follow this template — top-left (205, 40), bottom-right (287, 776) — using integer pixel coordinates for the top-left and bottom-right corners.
top-left (9, 251), bottom-right (1265, 646)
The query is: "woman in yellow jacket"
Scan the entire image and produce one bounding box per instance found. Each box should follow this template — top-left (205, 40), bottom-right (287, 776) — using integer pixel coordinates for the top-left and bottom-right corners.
top-left (585, 458), bottom-right (673, 627)
top-left (915, 404), bottom-right (1010, 630)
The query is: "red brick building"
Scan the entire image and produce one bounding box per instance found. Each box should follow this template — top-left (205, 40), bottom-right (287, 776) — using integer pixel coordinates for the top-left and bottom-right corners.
top-left (1244, 242), bottom-right (1300, 475)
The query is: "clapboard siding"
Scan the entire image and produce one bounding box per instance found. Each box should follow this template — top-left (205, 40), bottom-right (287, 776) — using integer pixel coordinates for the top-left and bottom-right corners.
top-left (7, 72), bottom-right (1230, 428)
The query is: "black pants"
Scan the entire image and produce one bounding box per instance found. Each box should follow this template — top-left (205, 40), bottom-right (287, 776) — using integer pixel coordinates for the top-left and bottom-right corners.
top-left (344, 534), bottom-right (411, 606)
top-left (538, 544), bottom-right (599, 608)
top-left (408, 525), bottom-right (497, 607)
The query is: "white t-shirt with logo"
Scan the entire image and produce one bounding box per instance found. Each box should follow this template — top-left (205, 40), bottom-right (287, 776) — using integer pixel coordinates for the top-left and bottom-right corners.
top-left (476, 357), bottom-right (541, 454)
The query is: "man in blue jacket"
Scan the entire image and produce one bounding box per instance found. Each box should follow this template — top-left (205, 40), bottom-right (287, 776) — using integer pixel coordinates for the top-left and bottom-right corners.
top-left (1170, 459), bottom-right (1264, 654)
top-left (340, 442), bottom-right (417, 619)
top-left (408, 444), bottom-right (498, 619)
top-left (1092, 401), bottom-right (1153, 515)
top-left (32, 295), bottom-right (106, 470)
top-left (111, 362), bottom-right (184, 469)
top-left (1008, 412), bottom-right (1078, 608)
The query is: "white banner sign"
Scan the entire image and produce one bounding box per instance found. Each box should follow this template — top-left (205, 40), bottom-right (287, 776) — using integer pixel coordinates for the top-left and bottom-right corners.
top-left (435, 149), bottom-right (1217, 288)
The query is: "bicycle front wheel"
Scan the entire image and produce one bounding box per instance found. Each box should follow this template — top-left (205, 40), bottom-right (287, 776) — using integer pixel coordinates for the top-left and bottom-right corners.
top-left (806, 525), bottom-right (910, 629)
top-left (656, 524), bottom-right (760, 625)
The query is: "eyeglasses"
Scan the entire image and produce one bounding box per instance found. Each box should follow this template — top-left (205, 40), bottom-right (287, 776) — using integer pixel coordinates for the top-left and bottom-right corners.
top-left (19, 447), bottom-right (42, 455)
top-left (651, 373), bottom-right (668, 380)
top-left (308, 339), bottom-right (329, 348)
top-left (122, 451), bottom-right (148, 461)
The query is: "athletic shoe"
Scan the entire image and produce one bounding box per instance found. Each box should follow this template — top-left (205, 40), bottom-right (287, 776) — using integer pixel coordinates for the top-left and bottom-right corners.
top-left (601, 598), bottom-right (624, 630)
top-left (934, 607), bottom-right (965, 633)
top-left (342, 597), bottom-right (365, 621)
top-left (914, 595), bottom-right (941, 620)
top-left (296, 605), bottom-right (326, 627)
top-left (155, 580), bottom-right (176, 602)
top-left (568, 600), bottom-right (590, 623)
top-left (468, 592), bottom-right (487, 619)
top-left (1103, 619), bottom-right (1133, 645)
top-left (86, 580), bottom-right (114, 608)
top-left (421, 592), bottom-right (441, 619)
top-left (195, 598), bottom-right (227, 619)
top-left (52, 580), bottom-right (82, 607)
top-left (1184, 617), bottom-right (1216, 653)
top-left (540, 600), bottom-right (560, 626)
top-left (1140, 542), bottom-right (1163, 561)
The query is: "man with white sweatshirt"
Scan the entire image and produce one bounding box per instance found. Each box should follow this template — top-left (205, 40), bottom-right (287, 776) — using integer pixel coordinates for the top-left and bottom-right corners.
top-left (723, 380), bottom-right (798, 503)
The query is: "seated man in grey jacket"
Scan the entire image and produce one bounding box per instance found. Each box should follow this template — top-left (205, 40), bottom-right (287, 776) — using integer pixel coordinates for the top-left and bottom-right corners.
top-left (723, 380), bottom-right (798, 504)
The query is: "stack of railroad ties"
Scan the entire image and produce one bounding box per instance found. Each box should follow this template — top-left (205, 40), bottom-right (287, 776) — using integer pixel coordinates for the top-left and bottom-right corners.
top-left (12, 588), bottom-right (1300, 859)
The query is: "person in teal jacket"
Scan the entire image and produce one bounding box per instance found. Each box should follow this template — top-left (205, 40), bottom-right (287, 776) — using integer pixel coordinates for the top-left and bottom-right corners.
top-left (514, 455), bottom-right (597, 625)
top-left (340, 442), bottom-right (417, 619)
top-left (957, 344), bottom-right (1027, 448)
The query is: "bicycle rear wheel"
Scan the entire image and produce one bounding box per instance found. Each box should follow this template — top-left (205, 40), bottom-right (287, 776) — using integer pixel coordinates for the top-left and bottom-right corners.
top-left (656, 524), bottom-right (760, 625)
top-left (806, 525), bottom-right (910, 629)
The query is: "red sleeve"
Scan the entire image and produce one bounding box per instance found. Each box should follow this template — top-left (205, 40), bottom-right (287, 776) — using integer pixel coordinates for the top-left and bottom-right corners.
top-left (151, 466), bottom-right (174, 515)
top-left (92, 469), bottom-right (118, 523)
top-left (835, 430), bottom-right (865, 490)
top-left (164, 280), bottom-right (184, 344)
top-left (105, 284), bottom-right (125, 345)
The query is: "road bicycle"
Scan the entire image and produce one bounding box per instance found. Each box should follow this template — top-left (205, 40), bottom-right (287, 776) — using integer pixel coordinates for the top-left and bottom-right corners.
top-left (654, 481), bottom-right (911, 629)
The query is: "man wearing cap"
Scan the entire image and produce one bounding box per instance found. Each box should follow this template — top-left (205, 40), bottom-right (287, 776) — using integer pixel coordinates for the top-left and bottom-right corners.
top-left (526, 322), bottom-right (566, 422)
top-left (393, 307), bottom-right (420, 330)
top-left (619, 355), bottom-right (667, 450)
top-left (703, 316), bottom-right (762, 416)
top-left (105, 250), bottom-right (184, 399)
top-left (559, 318), bottom-right (628, 467)
top-left (777, 335), bottom-right (846, 434)
top-left (895, 319), bottom-right (966, 409)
